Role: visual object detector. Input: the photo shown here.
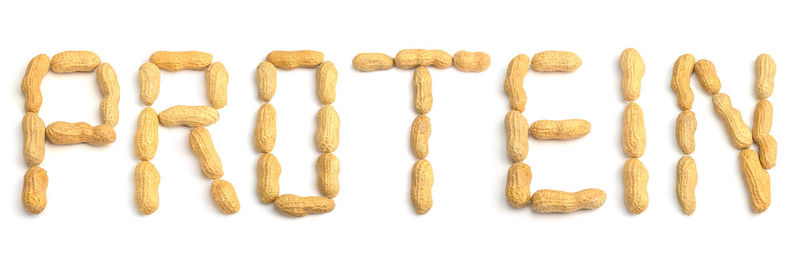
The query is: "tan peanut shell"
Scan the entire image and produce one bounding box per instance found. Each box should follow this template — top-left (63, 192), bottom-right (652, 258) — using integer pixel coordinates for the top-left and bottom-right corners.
top-left (254, 103), bottom-right (277, 153)
top-left (529, 119), bottom-right (591, 140)
top-left (620, 48), bottom-right (645, 101)
top-left (411, 159), bottom-right (434, 215)
top-left (316, 61), bottom-right (337, 105)
top-left (505, 162), bottom-right (532, 208)
top-left (23, 112), bottom-right (45, 167)
top-left (394, 49), bottom-right (452, 69)
top-left (96, 63), bottom-right (120, 127)
top-left (757, 134), bottom-right (777, 170)
top-left (50, 51), bottom-right (101, 73)
top-left (505, 110), bottom-right (529, 163)
top-left (257, 153), bottom-right (281, 203)
top-left (676, 110), bottom-right (697, 154)
top-left (149, 51), bottom-right (212, 71)
top-left (712, 93), bottom-right (753, 149)
top-left (134, 107), bottom-right (159, 161)
top-left (414, 66), bottom-right (433, 114)
top-left (752, 99), bottom-right (772, 141)
top-left (256, 61), bottom-right (277, 102)
top-left (530, 189), bottom-right (606, 213)
top-left (158, 105), bottom-right (219, 127)
top-left (273, 194), bottom-right (335, 217)
top-left (134, 161), bottom-right (160, 215)
top-left (138, 62), bottom-right (161, 106)
top-left (623, 158), bottom-right (649, 214)
top-left (694, 59), bottom-right (721, 95)
top-left (22, 167), bottom-right (48, 214)
top-left (755, 53), bottom-right (776, 99)
top-left (676, 156), bottom-right (697, 215)
top-left (670, 54), bottom-right (695, 110)
top-left (453, 50), bottom-right (490, 72)
top-left (411, 115), bottom-right (431, 159)
top-left (189, 127), bottom-right (224, 179)
top-left (266, 50), bottom-right (324, 69)
top-left (21, 54), bottom-right (49, 113)
top-left (211, 179), bottom-right (240, 215)
top-left (531, 51), bottom-right (582, 72)
top-left (45, 122), bottom-right (116, 145)
top-left (315, 105), bottom-right (340, 153)
top-left (317, 153), bottom-right (340, 199)
top-left (622, 102), bottom-right (646, 158)
top-left (206, 62), bottom-right (228, 109)
top-left (503, 54), bottom-right (530, 112)
top-left (739, 149), bottom-right (771, 213)
top-left (352, 53), bottom-right (394, 71)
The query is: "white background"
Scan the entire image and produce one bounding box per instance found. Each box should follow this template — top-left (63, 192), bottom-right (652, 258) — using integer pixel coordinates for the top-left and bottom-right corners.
top-left (1, 0), bottom-right (797, 268)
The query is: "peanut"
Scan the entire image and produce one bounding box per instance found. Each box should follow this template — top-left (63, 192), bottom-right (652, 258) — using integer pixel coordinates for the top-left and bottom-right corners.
top-left (257, 153), bottom-right (281, 203)
top-left (394, 49), bottom-right (452, 69)
top-left (620, 48), bottom-right (645, 101)
top-left (739, 149), bottom-right (771, 213)
top-left (189, 127), bottom-right (224, 179)
top-left (205, 62), bottom-right (228, 109)
top-left (315, 105), bottom-right (340, 153)
top-left (410, 115), bottom-right (431, 159)
top-left (622, 102), bottom-right (646, 158)
top-left (505, 162), bottom-right (532, 208)
top-left (530, 189), bottom-right (606, 213)
top-left (158, 105), bottom-right (219, 127)
top-left (22, 167), bottom-right (48, 214)
top-left (623, 158), bottom-right (649, 214)
top-left (45, 122), bottom-right (116, 145)
top-left (50, 51), bottom-right (101, 73)
top-left (138, 62), bottom-right (161, 106)
top-left (256, 61), bottom-right (277, 102)
top-left (752, 99), bottom-right (772, 141)
top-left (503, 54), bottom-right (530, 112)
top-left (96, 63), bottom-right (120, 127)
top-left (266, 50), bottom-right (324, 69)
top-left (670, 54), bottom-right (695, 110)
top-left (531, 51), bottom-right (582, 72)
top-left (22, 112), bottom-right (45, 167)
top-left (149, 51), bottom-right (212, 71)
top-left (316, 61), bottom-right (337, 105)
top-left (453, 50), bottom-right (490, 72)
top-left (134, 161), bottom-right (160, 215)
top-left (693, 59), bottom-right (721, 95)
top-left (254, 103), bottom-right (277, 153)
top-left (134, 107), bottom-right (159, 161)
top-left (676, 156), bottom-right (697, 215)
top-left (317, 153), bottom-right (340, 199)
top-left (211, 179), bottom-right (240, 215)
top-left (712, 93), bottom-right (753, 149)
top-left (529, 119), bottom-right (590, 140)
top-left (414, 66), bottom-right (433, 114)
top-left (505, 110), bottom-right (529, 163)
top-left (21, 54), bottom-right (49, 113)
top-left (755, 53), bottom-right (776, 99)
top-left (757, 134), bottom-right (777, 170)
top-left (352, 53), bottom-right (394, 71)
top-left (411, 159), bottom-right (434, 215)
top-left (676, 110), bottom-right (697, 154)
top-left (273, 194), bottom-right (335, 217)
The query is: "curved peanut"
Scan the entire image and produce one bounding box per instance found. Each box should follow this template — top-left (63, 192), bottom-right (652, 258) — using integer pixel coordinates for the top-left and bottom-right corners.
top-left (414, 66), bottom-right (432, 114)
top-left (411, 159), bottom-right (434, 215)
top-left (712, 93), bottom-right (753, 149)
top-left (739, 149), bottom-right (770, 213)
top-left (23, 112), bottom-right (45, 167)
top-left (22, 167), bottom-right (48, 214)
top-left (21, 54), bottom-right (49, 113)
top-left (134, 107), bottom-right (159, 161)
top-left (453, 50), bottom-right (490, 72)
top-left (531, 51), bottom-right (581, 72)
top-left (256, 61), bottom-right (277, 102)
top-left (254, 103), bottom-right (277, 153)
top-left (530, 189), bottom-right (606, 213)
top-left (273, 194), bottom-right (335, 217)
top-left (694, 59), bottom-right (721, 95)
top-left (96, 63), bottom-right (120, 127)
top-left (620, 48), bottom-right (645, 101)
top-left (189, 127), bottom-right (224, 179)
top-left (315, 105), bottom-right (340, 153)
top-left (503, 54), bottom-right (529, 112)
top-left (623, 158), bottom-right (649, 214)
top-left (45, 122), bottom-right (116, 145)
top-left (257, 153), bottom-right (281, 203)
top-left (316, 61), bottom-right (337, 105)
top-left (206, 62), bottom-right (228, 109)
top-left (622, 102), bottom-right (646, 158)
top-left (149, 51), bottom-right (212, 71)
top-left (670, 54), bottom-right (695, 110)
top-left (211, 179), bottom-right (240, 215)
top-left (505, 110), bottom-right (528, 163)
top-left (352, 53), bottom-right (394, 71)
top-left (50, 51), bottom-right (100, 73)
top-left (135, 161), bottom-right (160, 215)
top-left (317, 153), bottom-right (340, 199)
top-left (755, 53), bottom-right (776, 99)
top-left (676, 156), bottom-right (697, 215)
top-left (757, 134), bottom-right (777, 170)
top-left (138, 62), bottom-right (161, 106)
top-left (676, 110), bottom-right (697, 154)
top-left (266, 50), bottom-right (324, 69)
top-left (394, 49), bottom-right (452, 69)
top-left (158, 105), bottom-right (219, 127)
top-left (529, 119), bottom-right (590, 140)
top-left (411, 115), bottom-right (431, 159)
top-left (505, 162), bottom-right (532, 208)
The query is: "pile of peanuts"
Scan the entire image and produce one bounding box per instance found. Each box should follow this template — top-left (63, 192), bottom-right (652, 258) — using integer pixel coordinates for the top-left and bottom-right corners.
top-left (21, 51), bottom-right (119, 214)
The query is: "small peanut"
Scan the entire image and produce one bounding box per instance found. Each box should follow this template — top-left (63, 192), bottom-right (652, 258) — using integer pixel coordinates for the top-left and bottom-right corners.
top-left (134, 107), bottom-right (159, 161)
top-left (50, 51), bottom-right (101, 73)
top-left (755, 54), bottom-right (776, 99)
top-left (670, 54), bottom-right (695, 110)
top-left (676, 110), bottom-right (697, 154)
top-left (676, 156), bottom-right (697, 215)
top-left (266, 50), bottom-right (324, 69)
top-left (211, 179), bottom-right (240, 215)
top-left (622, 102), bottom-right (646, 158)
top-left (530, 189), bottom-right (606, 213)
top-left (317, 153), bottom-right (340, 199)
top-left (22, 167), bottom-right (48, 214)
top-left (96, 63), bottom-right (120, 127)
top-left (752, 99), bottom-right (772, 141)
top-left (135, 161), bottom-right (160, 215)
top-left (411, 159), bottom-right (434, 215)
top-left (503, 54), bottom-right (530, 112)
top-left (315, 105), bottom-right (340, 153)
top-left (352, 53), bottom-right (394, 71)
top-left (693, 59), bottom-right (721, 95)
top-left (623, 158), bottom-right (649, 214)
top-left (21, 54), bottom-right (49, 113)
top-left (414, 66), bottom-right (433, 114)
top-left (273, 194), bottom-right (335, 217)
top-left (138, 62), bottom-right (161, 106)
top-left (205, 62), bottom-right (228, 109)
top-left (189, 127), bottom-right (224, 179)
top-left (410, 115), bottom-right (431, 159)
top-left (620, 48), bottom-right (645, 101)
top-left (149, 51), bottom-right (212, 71)
top-left (453, 50), bottom-right (490, 72)
top-left (316, 61), bottom-right (337, 105)
top-left (739, 149), bottom-right (771, 213)
top-left (22, 112), bottom-right (45, 167)
top-left (158, 105), bottom-right (219, 127)
top-left (712, 93), bottom-right (753, 149)
top-left (257, 153), bottom-right (281, 203)
top-left (505, 110), bottom-right (529, 163)
top-left (756, 134), bottom-right (777, 170)
top-left (529, 119), bottom-right (590, 140)
top-left (505, 162), bottom-right (532, 208)
top-left (256, 61), bottom-right (277, 102)
top-left (254, 103), bottom-right (277, 153)
top-left (394, 49), bottom-right (452, 69)
top-left (531, 51), bottom-right (582, 72)
top-left (45, 122), bottom-right (116, 145)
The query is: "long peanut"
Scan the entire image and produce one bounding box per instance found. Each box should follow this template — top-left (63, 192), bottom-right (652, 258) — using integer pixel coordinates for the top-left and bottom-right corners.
top-left (622, 102), bottom-right (646, 158)
top-left (414, 66), bottom-right (433, 114)
top-left (676, 110), bottom-right (697, 154)
top-left (411, 115), bottom-right (431, 159)
top-left (22, 167), bottom-right (48, 214)
top-left (316, 61), bottom-right (337, 105)
top-left (394, 49), bottom-right (452, 69)
top-left (503, 54), bottom-right (530, 112)
top-left (23, 112), bottom-right (45, 167)
top-left (755, 53), bottom-right (776, 99)
top-left (315, 105), bottom-right (340, 153)
top-left (676, 156), bottom-right (697, 215)
top-left (189, 127), bottom-right (224, 179)
top-left (257, 153), bottom-right (281, 203)
top-left (620, 48), bottom-right (645, 101)
top-left (158, 105), bottom-right (219, 127)
top-left (694, 59), bottom-right (721, 95)
top-left (45, 122), bottom-right (116, 145)
top-left (317, 153), bottom-right (340, 199)
top-left (135, 161), bottom-right (160, 215)
top-left (623, 158), bottom-right (649, 214)
top-left (273, 194), bottom-right (335, 217)
top-left (254, 103), bottom-right (277, 153)
top-left (529, 119), bottom-right (590, 140)
top-left (453, 50), bottom-right (490, 72)
top-left (96, 63), bottom-right (120, 127)
top-left (138, 62), bottom-right (161, 106)
top-left (411, 159), bottom-right (434, 215)
top-left (211, 179), bottom-right (240, 215)
top-left (149, 51), bottom-right (212, 71)
top-left (21, 54), bottom-right (49, 113)
top-left (50, 51), bottom-right (101, 73)
top-left (266, 50), bottom-right (324, 69)
top-left (531, 51), bottom-right (582, 72)
top-left (352, 53), bottom-right (394, 71)
top-left (670, 54), bottom-right (695, 110)
top-left (256, 61), bottom-right (277, 102)
top-left (206, 62), bottom-right (228, 109)
top-left (134, 107), bottom-right (159, 161)
top-left (505, 110), bottom-right (528, 163)
top-left (739, 149), bottom-right (770, 213)
top-left (506, 162), bottom-right (532, 208)
top-left (530, 189), bottom-right (606, 213)
top-left (712, 93), bottom-right (753, 149)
